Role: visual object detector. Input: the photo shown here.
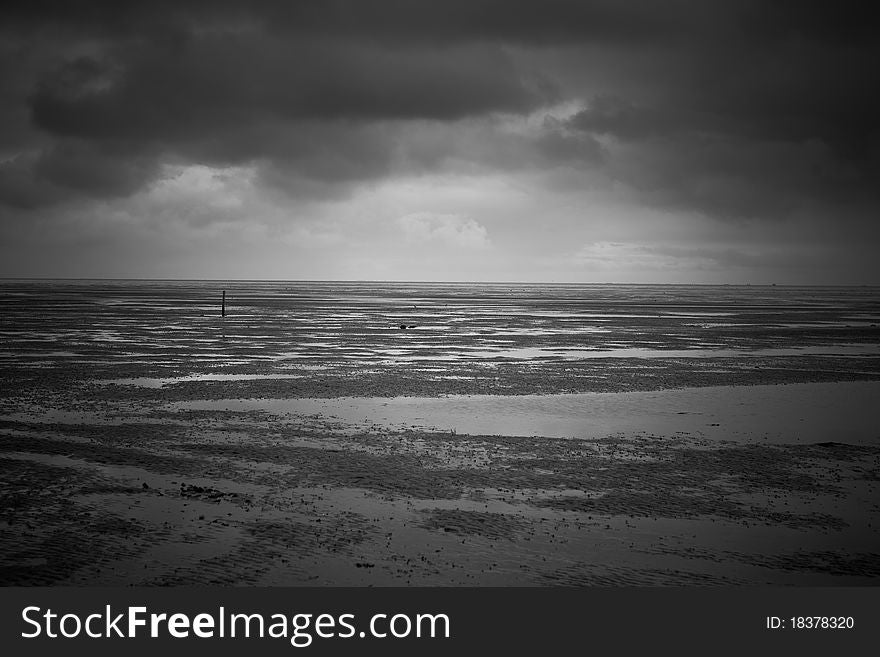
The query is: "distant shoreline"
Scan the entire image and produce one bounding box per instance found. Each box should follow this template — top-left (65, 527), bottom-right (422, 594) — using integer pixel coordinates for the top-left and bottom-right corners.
top-left (2, 278), bottom-right (879, 287)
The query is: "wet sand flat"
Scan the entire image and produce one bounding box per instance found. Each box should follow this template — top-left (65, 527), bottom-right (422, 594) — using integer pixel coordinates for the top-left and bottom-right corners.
top-left (1, 281), bottom-right (879, 585)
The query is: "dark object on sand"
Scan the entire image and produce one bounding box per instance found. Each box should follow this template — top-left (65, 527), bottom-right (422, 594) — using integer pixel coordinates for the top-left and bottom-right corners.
top-left (399, 324), bottom-right (417, 329)
top-left (222, 290), bottom-right (226, 317)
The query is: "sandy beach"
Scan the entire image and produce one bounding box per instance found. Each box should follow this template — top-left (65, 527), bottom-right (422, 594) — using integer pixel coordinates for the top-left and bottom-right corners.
top-left (1, 281), bottom-right (879, 585)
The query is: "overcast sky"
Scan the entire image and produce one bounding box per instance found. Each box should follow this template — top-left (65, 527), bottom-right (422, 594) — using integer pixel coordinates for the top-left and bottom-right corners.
top-left (1, 1), bottom-right (878, 283)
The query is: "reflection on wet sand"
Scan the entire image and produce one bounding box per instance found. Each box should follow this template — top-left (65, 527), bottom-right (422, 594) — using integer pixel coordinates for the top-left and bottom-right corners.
top-left (171, 381), bottom-right (880, 446)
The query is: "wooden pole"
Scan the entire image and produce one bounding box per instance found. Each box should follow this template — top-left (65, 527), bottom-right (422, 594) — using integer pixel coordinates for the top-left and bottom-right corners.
top-left (222, 290), bottom-right (226, 317)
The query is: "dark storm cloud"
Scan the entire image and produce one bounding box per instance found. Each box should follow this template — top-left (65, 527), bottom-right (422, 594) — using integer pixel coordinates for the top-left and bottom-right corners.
top-left (0, 0), bottom-right (709, 45)
top-left (567, 96), bottom-right (686, 141)
top-left (7, 1), bottom-right (875, 46)
top-left (28, 40), bottom-right (543, 140)
top-left (606, 136), bottom-right (866, 220)
top-left (556, 4), bottom-right (880, 219)
top-left (0, 0), bottom-right (878, 221)
top-left (0, 143), bottom-right (158, 209)
top-left (0, 156), bottom-right (65, 210)
top-left (566, 83), bottom-right (879, 219)
top-left (34, 141), bottom-right (159, 197)
top-left (1, 3), bottom-right (557, 207)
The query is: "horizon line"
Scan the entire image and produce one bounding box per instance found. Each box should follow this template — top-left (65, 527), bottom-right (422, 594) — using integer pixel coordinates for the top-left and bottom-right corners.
top-left (1, 276), bottom-right (879, 288)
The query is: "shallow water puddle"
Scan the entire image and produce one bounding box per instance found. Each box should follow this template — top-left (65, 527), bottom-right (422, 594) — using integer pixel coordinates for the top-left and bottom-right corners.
top-left (173, 381), bottom-right (880, 445)
top-left (442, 344), bottom-right (880, 361)
top-left (99, 373), bottom-right (308, 387)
